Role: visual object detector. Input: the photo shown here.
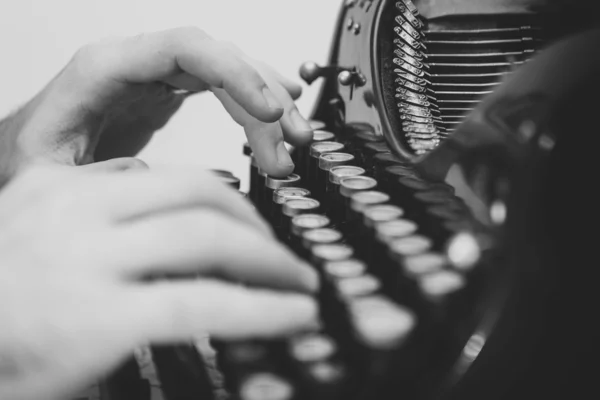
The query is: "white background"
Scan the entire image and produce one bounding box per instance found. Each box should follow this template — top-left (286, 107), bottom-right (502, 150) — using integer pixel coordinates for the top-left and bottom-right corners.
top-left (0, 0), bottom-right (341, 184)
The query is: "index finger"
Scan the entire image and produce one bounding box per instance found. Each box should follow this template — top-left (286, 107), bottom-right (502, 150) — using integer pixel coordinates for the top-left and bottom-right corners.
top-left (78, 27), bottom-right (284, 123)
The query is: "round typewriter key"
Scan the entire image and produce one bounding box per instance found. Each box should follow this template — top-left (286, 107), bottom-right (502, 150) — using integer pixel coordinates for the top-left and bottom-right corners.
top-left (295, 129), bottom-right (335, 179)
top-left (317, 152), bottom-right (355, 200)
top-left (309, 120), bottom-right (327, 131)
top-left (329, 166), bottom-right (366, 185)
top-left (282, 198), bottom-right (320, 239)
top-left (350, 191), bottom-right (390, 214)
top-left (289, 333), bottom-right (337, 363)
top-left (324, 259), bottom-right (367, 279)
top-left (336, 274), bottom-right (382, 299)
top-left (403, 252), bottom-right (448, 276)
top-left (291, 214), bottom-right (330, 235)
top-left (348, 296), bottom-right (416, 350)
top-left (447, 231), bottom-right (481, 271)
top-left (311, 244), bottom-right (354, 265)
top-left (375, 219), bottom-right (419, 244)
top-left (389, 235), bottom-right (433, 258)
top-left (272, 187), bottom-right (310, 237)
top-left (309, 141), bottom-right (345, 194)
top-left (302, 228), bottom-right (343, 250)
top-left (319, 152), bottom-right (355, 171)
top-left (283, 198), bottom-right (321, 217)
top-left (363, 205), bottom-right (405, 228)
top-left (273, 187), bottom-right (311, 204)
top-left (290, 214), bottom-right (330, 255)
top-left (328, 166), bottom-right (366, 223)
top-left (419, 270), bottom-right (466, 302)
top-left (239, 373), bottom-right (295, 400)
top-left (339, 176), bottom-right (378, 198)
top-left (262, 174), bottom-right (301, 221)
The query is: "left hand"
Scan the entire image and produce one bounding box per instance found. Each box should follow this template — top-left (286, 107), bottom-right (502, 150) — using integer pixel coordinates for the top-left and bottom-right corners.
top-left (9, 27), bottom-right (314, 178)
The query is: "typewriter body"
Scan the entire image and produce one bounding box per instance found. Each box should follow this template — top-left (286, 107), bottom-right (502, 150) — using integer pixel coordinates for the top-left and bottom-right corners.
top-left (95, 1), bottom-right (599, 400)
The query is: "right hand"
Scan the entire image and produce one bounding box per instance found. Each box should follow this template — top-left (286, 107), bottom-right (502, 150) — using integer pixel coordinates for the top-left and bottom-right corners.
top-left (0, 165), bottom-right (319, 400)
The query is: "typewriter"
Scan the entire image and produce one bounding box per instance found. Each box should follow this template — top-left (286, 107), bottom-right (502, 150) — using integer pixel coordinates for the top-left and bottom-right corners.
top-left (92, 1), bottom-right (599, 400)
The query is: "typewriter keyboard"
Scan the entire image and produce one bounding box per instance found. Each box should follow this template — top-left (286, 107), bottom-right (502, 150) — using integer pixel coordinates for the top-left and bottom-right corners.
top-left (97, 121), bottom-right (488, 400)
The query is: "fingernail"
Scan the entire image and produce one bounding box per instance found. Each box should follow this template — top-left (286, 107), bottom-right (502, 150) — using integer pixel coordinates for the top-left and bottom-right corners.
top-left (262, 87), bottom-right (284, 111)
top-left (290, 108), bottom-right (313, 132)
top-left (276, 141), bottom-right (294, 168)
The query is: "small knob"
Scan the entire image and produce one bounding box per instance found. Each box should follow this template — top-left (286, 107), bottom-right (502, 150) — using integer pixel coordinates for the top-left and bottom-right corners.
top-left (299, 61), bottom-right (323, 85)
top-left (338, 70), bottom-right (367, 87)
top-left (338, 70), bottom-right (354, 86)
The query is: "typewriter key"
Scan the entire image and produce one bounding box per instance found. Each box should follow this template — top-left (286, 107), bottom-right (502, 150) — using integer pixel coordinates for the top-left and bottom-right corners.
top-left (282, 198), bottom-right (321, 239)
top-left (324, 259), bottom-right (367, 280)
top-left (272, 187), bottom-right (311, 238)
top-left (336, 274), bottom-right (382, 299)
top-left (263, 174), bottom-right (301, 221)
top-left (309, 141), bottom-right (345, 194)
top-left (302, 228), bottom-right (343, 252)
top-left (239, 373), bottom-right (295, 400)
top-left (446, 231), bottom-right (481, 272)
top-left (339, 176), bottom-right (378, 199)
top-left (363, 205), bottom-right (405, 228)
top-left (350, 191), bottom-right (390, 214)
top-left (290, 214), bottom-right (331, 254)
top-left (311, 244), bottom-right (354, 266)
top-left (418, 270), bottom-right (466, 303)
top-left (328, 166), bottom-right (366, 223)
top-left (375, 219), bottom-right (419, 245)
top-left (403, 252), bottom-right (448, 277)
top-left (318, 152), bottom-right (355, 201)
top-left (348, 295), bottom-right (416, 350)
top-left (289, 333), bottom-right (338, 363)
top-left (295, 129), bottom-right (336, 178)
top-left (388, 235), bottom-right (433, 258)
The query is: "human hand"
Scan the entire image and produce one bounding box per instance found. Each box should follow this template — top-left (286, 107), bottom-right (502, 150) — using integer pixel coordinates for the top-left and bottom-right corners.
top-left (0, 165), bottom-right (318, 400)
top-left (5, 27), bottom-right (313, 180)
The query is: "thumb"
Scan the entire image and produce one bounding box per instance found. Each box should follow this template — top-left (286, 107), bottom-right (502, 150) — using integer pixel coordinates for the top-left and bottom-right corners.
top-left (78, 158), bottom-right (149, 173)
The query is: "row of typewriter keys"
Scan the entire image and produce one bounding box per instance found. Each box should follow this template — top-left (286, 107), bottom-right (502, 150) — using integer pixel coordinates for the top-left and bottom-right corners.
top-left (213, 122), bottom-right (480, 400)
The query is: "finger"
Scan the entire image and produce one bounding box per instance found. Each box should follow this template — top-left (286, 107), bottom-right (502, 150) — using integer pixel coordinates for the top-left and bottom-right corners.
top-left (106, 209), bottom-right (319, 294)
top-left (127, 279), bottom-right (319, 342)
top-left (78, 158), bottom-right (149, 173)
top-left (261, 78), bottom-right (313, 147)
top-left (213, 88), bottom-right (293, 177)
top-left (216, 41), bottom-right (302, 101)
top-left (85, 27), bottom-right (284, 122)
top-left (77, 168), bottom-right (273, 237)
top-left (257, 61), bottom-right (303, 100)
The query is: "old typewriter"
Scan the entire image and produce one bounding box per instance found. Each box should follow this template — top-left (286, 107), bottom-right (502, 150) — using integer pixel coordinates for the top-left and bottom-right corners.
top-left (91, 1), bottom-right (599, 400)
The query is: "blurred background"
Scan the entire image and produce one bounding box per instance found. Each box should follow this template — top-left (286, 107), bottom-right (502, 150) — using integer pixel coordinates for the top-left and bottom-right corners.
top-left (0, 0), bottom-right (341, 186)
